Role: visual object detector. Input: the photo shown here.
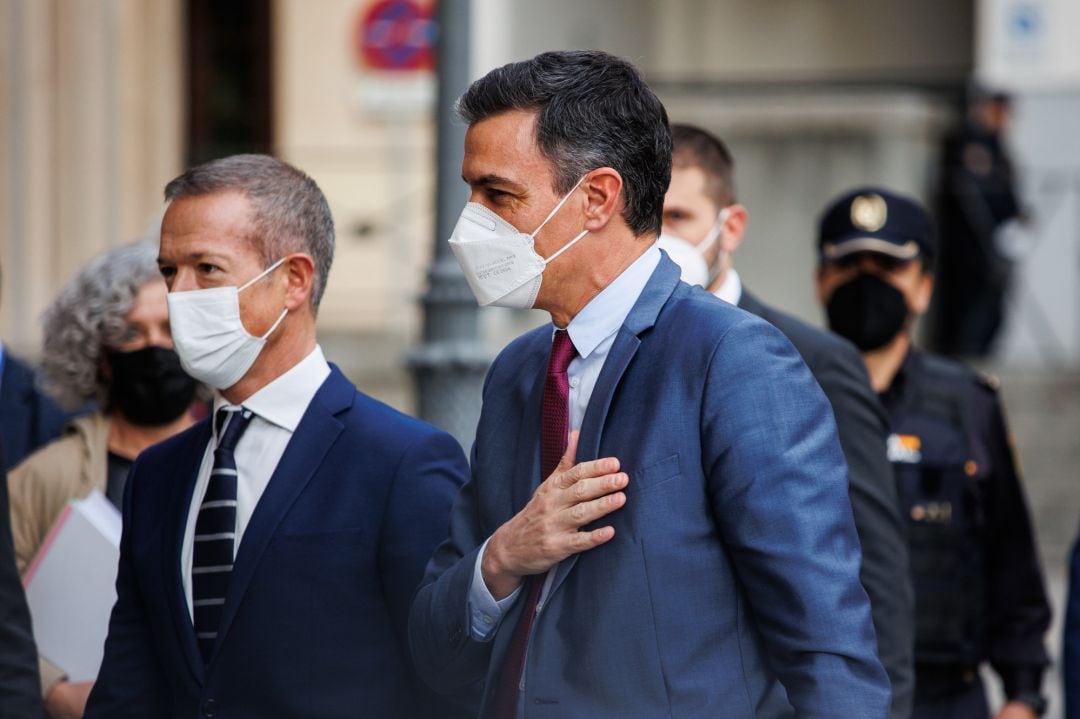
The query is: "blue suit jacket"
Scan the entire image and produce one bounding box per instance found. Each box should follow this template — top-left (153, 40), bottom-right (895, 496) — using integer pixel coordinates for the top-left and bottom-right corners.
top-left (0, 353), bottom-right (71, 469)
top-left (410, 257), bottom-right (890, 718)
top-left (86, 366), bottom-right (472, 719)
top-left (1066, 529), bottom-right (1080, 719)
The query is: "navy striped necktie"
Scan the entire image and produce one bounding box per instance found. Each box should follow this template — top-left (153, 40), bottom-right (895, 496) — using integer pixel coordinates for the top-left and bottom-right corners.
top-left (192, 406), bottom-right (253, 663)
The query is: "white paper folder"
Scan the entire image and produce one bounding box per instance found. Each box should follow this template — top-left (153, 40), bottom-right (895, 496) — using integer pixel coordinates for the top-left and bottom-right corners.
top-left (23, 490), bottom-right (122, 682)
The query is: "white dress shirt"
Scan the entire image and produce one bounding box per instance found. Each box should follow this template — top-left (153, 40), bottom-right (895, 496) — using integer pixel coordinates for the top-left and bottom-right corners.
top-left (713, 267), bottom-right (742, 306)
top-left (467, 247), bottom-right (661, 639)
top-left (181, 345), bottom-right (331, 621)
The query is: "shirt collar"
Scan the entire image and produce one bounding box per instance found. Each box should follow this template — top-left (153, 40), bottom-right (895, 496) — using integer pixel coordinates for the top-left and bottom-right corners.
top-left (712, 267), bottom-right (742, 306)
top-left (563, 247), bottom-right (661, 359)
top-left (213, 345), bottom-right (331, 433)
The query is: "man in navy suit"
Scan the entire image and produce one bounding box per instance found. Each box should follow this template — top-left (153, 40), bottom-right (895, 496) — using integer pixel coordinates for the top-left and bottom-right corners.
top-left (409, 50), bottom-right (889, 718)
top-left (86, 155), bottom-right (471, 718)
top-left (0, 444), bottom-right (41, 718)
top-left (0, 260), bottom-right (71, 468)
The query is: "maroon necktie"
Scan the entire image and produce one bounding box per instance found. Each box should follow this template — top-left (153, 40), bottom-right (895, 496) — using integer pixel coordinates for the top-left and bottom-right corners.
top-left (491, 329), bottom-right (576, 718)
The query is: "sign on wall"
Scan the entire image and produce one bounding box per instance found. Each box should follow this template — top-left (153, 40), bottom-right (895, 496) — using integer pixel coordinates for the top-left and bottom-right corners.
top-left (352, 0), bottom-right (436, 115)
top-left (977, 0), bottom-right (1080, 89)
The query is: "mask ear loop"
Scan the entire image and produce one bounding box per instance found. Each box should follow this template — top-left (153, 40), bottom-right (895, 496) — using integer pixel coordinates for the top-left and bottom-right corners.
top-left (698, 207), bottom-right (731, 256)
top-left (259, 308), bottom-right (289, 340)
top-left (543, 229), bottom-right (589, 266)
top-left (530, 174), bottom-right (589, 236)
top-left (239, 257), bottom-right (288, 292)
top-left (237, 257), bottom-right (290, 340)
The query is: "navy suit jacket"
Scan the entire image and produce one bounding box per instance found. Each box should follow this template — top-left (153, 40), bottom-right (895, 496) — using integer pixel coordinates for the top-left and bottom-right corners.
top-left (1066, 528), bottom-right (1080, 719)
top-left (0, 444), bottom-right (42, 718)
top-left (410, 256), bottom-right (891, 718)
top-left (86, 366), bottom-right (472, 719)
top-left (0, 352), bottom-right (70, 469)
top-left (738, 289), bottom-right (914, 719)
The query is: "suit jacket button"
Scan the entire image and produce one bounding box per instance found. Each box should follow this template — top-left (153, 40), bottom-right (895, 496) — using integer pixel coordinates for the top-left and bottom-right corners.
top-left (202, 699), bottom-right (217, 717)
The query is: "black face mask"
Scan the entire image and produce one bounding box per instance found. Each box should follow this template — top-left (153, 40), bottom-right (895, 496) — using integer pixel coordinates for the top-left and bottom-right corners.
top-left (107, 346), bottom-right (198, 427)
top-left (826, 274), bottom-right (910, 352)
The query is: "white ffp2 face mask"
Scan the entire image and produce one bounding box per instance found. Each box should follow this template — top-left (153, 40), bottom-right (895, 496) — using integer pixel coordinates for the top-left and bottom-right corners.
top-left (657, 207), bottom-right (731, 287)
top-left (166, 258), bottom-right (288, 390)
top-left (448, 176), bottom-right (588, 309)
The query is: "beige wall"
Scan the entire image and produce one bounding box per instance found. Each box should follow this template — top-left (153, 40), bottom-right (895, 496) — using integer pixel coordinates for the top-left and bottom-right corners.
top-left (650, 0), bottom-right (973, 83)
top-left (274, 0), bottom-right (436, 342)
top-left (0, 0), bottom-right (183, 358)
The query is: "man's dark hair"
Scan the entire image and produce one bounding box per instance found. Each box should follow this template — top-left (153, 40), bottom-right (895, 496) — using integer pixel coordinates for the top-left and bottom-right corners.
top-left (164, 154), bottom-right (335, 310)
top-left (670, 123), bottom-right (736, 208)
top-left (457, 50), bottom-right (672, 237)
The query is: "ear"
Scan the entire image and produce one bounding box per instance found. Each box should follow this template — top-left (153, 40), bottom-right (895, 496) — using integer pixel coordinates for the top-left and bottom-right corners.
top-left (911, 271), bottom-right (935, 316)
top-left (580, 168), bottom-right (623, 232)
top-left (282, 253), bottom-right (317, 312)
top-left (721, 203), bottom-right (749, 254)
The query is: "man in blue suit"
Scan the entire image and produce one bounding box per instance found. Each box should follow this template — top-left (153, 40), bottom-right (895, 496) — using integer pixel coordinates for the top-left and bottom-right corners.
top-left (0, 265), bottom-right (72, 468)
top-left (86, 155), bottom-right (471, 718)
top-left (409, 50), bottom-right (890, 718)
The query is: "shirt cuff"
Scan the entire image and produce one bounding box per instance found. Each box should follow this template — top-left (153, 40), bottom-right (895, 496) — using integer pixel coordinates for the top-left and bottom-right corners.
top-left (468, 537), bottom-right (521, 641)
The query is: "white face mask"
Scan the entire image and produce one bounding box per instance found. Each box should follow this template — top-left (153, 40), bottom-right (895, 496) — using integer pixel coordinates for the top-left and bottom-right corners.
top-left (656, 233), bottom-right (710, 287)
top-left (448, 176), bottom-right (588, 309)
top-left (166, 258), bottom-right (288, 390)
top-left (657, 207), bottom-right (731, 287)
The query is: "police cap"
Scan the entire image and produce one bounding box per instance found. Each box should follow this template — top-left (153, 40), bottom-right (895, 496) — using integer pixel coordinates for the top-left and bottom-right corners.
top-left (817, 186), bottom-right (935, 264)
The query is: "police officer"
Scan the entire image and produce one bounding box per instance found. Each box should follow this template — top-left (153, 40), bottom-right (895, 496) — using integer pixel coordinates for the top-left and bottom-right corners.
top-left (934, 90), bottom-right (1023, 358)
top-left (814, 187), bottom-right (1051, 719)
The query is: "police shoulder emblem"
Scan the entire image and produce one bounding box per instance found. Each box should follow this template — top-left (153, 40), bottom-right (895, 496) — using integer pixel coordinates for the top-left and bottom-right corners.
top-left (851, 193), bottom-right (888, 232)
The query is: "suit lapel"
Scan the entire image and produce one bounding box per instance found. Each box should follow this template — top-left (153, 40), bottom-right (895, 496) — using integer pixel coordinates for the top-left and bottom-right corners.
top-left (513, 336), bottom-right (549, 512)
top-left (209, 368), bottom-right (351, 661)
top-left (163, 421), bottom-right (213, 684)
top-left (549, 256), bottom-right (682, 597)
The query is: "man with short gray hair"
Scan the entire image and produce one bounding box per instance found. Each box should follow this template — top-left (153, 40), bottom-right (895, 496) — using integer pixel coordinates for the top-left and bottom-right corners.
top-left (86, 154), bottom-right (471, 718)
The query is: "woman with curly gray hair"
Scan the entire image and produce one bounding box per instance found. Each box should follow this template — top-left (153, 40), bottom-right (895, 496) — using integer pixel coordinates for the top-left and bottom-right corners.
top-left (7, 239), bottom-right (199, 719)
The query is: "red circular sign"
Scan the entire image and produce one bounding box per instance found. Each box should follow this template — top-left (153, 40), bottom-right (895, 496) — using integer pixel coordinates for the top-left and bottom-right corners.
top-left (355, 0), bottom-right (436, 72)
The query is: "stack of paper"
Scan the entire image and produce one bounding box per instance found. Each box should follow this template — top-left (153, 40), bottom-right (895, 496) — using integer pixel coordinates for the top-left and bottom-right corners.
top-left (23, 490), bottom-right (122, 681)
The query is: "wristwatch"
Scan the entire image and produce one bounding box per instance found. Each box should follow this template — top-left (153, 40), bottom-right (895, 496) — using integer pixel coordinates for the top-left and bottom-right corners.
top-left (1011, 691), bottom-right (1048, 717)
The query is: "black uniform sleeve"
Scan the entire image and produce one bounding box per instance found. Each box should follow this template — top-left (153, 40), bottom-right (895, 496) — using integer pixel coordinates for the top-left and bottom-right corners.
top-left (1064, 530), bottom-right (1080, 719)
top-left (978, 387), bottom-right (1051, 697)
top-left (0, 445), bottom-right (44, 718)
top-left (815, 343), bottom-right (914, 719)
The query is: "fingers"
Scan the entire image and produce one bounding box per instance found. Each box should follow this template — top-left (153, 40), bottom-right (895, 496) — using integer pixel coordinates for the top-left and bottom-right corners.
top-left (568, 525), bottom-right (616, 553)
top-left (569, 471), bottom-right (628, 503)
top-left (553, 455), bottom-right (622, 490)
top-left (564, 489), bottom-right (626, 527)
top-left (556, 430), bottom-right (580, 474)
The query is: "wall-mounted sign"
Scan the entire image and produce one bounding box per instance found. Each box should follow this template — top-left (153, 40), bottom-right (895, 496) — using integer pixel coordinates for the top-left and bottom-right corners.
top-left (355, 0), bottom-right (436, 73)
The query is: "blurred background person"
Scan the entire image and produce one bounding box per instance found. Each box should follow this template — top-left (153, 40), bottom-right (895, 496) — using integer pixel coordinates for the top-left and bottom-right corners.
top-left (933, 89), bottom-right (1025, 359)
top-left (0, 262), bottom-right (74, 470)
top-left (660, 122), bottom-right (914, 719)
top-left (0, 443), bottom-right (42, 718)
top-left (7, 239), bottom-right (200, 719)
top-left (1066, 527), bottom-right (1080, 719)
top-left (814, 187), bottom-right (1051, 719)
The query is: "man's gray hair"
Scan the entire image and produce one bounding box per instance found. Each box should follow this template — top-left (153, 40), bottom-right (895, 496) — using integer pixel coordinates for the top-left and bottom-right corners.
top-left (40, 240), bottom-right (161, 409)
top-left (163, 154), bottom-right (335, 310)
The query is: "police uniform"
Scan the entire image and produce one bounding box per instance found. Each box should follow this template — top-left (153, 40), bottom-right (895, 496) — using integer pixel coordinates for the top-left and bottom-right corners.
top-left (880, 351), bottom-right (1050, 717)
top-left (934, 95), bottom-right (1022, 358)
top-left (818, 188), bottom-right (1051, 718)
